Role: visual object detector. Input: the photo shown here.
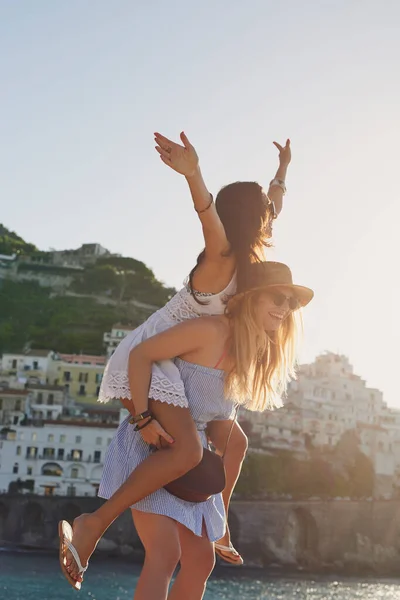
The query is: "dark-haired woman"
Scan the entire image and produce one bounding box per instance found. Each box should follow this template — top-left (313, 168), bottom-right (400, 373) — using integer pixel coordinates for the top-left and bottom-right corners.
top-left (62, 133), bottom-right (291, 584)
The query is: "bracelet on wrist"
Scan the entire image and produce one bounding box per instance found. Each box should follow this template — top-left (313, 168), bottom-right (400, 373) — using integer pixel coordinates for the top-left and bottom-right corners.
top-left (134, 416), bottom-right (154, 431)
top-left (269, 178), bottom-right (287, 195)
top-left (195, 194), bottom-right (213, 214)
top-left (129, 409), bottom-right (152, 425)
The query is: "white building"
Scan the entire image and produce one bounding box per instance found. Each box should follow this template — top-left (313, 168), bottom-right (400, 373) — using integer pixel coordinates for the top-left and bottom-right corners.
top-left (1, 349), bottom-right (61, 386)
top-left (240, 405), bottom-right (306, 456)
top-left (242, 352), bottom-right (397, 497)
top-left (0, 388), bottom-right (29, 426)
top-left (0, 420), bottom-right (117, 496)
top-left (103, 324), bottom-right (132, 358)
top-left (27, 384), bottom-right (66, 421)
top-left (287, 352), bottom-right (385, 447)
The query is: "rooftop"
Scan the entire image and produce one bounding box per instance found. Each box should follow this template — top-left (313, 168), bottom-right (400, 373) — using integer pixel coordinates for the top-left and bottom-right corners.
top-left (60, 353), bottom-right (106, 365)
top-left (0, 388), bottom-right (29, 396)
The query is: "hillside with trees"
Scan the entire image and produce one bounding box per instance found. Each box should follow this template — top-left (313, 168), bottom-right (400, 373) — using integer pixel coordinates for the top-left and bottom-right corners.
top-left (0, 226), bottom-right (175, 355)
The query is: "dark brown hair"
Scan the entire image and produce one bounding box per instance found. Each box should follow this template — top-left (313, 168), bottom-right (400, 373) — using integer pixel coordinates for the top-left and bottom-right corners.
top-left (188, 182), bottom-right (275, 301)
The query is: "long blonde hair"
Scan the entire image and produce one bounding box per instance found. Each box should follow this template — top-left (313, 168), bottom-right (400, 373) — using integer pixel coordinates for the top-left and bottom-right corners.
top-left (224, 290), bottom-right (302, 411)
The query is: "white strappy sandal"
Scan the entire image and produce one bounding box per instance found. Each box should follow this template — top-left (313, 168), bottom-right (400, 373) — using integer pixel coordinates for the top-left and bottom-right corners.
top-left (58, 520), bottom-right (88, 590)
top-left (215, 542), bottom-right (244, 565)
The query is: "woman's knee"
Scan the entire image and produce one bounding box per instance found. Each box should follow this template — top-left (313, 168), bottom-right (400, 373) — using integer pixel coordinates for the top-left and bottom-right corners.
top-left (144, 540), bottom-right (181, 575)
top-left (150, 400), bottom-right (203, 474)
top-left (180, 543), bottom-right (215, 578)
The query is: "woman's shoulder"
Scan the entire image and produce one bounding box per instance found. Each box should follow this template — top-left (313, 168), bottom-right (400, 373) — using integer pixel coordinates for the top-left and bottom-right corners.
top-left (190, 255), bottom-right (236, 295)
top-left (177, 315), bottom-right (228, 339)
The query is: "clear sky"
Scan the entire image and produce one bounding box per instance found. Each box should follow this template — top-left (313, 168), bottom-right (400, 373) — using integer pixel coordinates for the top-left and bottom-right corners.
top-left (1, 1), bottom-right (399, 406)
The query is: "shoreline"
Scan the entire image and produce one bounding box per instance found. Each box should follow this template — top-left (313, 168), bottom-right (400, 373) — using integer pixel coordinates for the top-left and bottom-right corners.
top-left (2, 545), bottom-right (400, 581)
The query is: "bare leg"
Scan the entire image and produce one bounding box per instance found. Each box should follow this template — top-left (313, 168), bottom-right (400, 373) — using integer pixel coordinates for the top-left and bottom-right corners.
top-left (65, 400), bottom-right (202, 580)
top-left (168, 523), bottom-right (215, 600)
top-left (132, 510), bottom-right (180, 600)
top-left (206, 420), bottom-right (248, 563)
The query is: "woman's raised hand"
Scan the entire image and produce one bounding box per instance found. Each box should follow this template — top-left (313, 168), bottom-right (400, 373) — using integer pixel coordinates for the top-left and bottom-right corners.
top-left (154, 131), bottom-right (199, 177)
top-left (273, 139), bottom-right (291, 167)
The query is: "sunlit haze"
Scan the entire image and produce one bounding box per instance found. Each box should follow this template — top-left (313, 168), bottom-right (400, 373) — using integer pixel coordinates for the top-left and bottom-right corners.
top-left (1, 1), bottom-right (399, 405)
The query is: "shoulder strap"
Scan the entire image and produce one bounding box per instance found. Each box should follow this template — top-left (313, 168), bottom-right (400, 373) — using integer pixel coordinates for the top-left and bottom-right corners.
top-left (221, 405), bottom-right (240, 459)
top-left (214, 348), bottom-right (228, 369)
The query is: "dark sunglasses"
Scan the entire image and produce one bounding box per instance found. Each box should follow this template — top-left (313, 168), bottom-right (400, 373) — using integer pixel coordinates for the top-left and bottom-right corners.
top-left (270, 292), bottom-right (300, 311)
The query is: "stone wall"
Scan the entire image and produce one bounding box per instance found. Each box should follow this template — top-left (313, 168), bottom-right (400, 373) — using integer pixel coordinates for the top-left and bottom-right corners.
top-left (1, 495), bottom-right (400, 573)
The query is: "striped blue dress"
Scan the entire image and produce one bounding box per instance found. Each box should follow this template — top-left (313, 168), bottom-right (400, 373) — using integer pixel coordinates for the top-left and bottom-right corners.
top-left (98, 358), bottom-right (236, 542)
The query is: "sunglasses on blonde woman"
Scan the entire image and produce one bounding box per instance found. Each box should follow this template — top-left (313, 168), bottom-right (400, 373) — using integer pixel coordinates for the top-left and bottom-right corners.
top-left (270, 292), bottom-right (300, 311)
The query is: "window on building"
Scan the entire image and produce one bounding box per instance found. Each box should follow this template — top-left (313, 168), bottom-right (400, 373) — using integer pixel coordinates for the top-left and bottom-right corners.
top-left (47, 394), bottom-right (54, 405)
top-left (71, 449), bottom-right (82, 461)
top-left (78, 385), bottom-right (86, 396)
top-left (48, 434), bottom-right (54, 442)
top-left (43, 447), bottom-right (55, 459)
top-left (78, 373), bottom-right (89, 383)
top-left (37, 393), bottom-right (43, 404)
top-left (27, 466), bottom-right (33, 476)
top-left (60, 434), bottom-right (66, 443)
top-left (26, 446), bottom-right (38, 458)
top-left (71, 467), bottom-right (79, 479)
top-left (13, 463), bottom-right (19, 474)
top-left (64, 372), bottom-right (71, 382)
top-left (12, 359), bottom-right (17, 369)
top-left (57, 448), bottom-right (65, 460)
top-left (95, 437), bottom-right (102, 446)
top-left (94, 450), bottom-right (101, 463)
top-left (16, 445), bottom-right (21, 456)
top-left (95, 373), bottom-right (102, 384)
top-left (15, 400), bottom-right (22, 411)
top-left (96, 386), bottom-right (100, 396)
top-left (33, 361), bottom-right (39, 370)
top-left (75, 436), bottom-right (82, 444)
top-left (46, 410), bottom-right (53, 419)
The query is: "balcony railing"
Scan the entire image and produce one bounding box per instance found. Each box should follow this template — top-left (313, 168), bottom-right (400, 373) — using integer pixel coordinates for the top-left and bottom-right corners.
top-left (29, 454), bottom-right (103, 464)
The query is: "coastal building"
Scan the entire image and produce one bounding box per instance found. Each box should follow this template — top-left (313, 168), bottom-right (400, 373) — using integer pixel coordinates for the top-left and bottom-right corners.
top-left (59, 354), bottom-right (106, 403)
top-left (0, 349), bottom-right (61, 386)
top-left (0, 420), bottom-right (116, 496)
top-left (241, 352), bottom-right (397, 498)
top-left (239, 405), bottom-right (307, 456)
top-left (26, 384), bottom-right (66, 421)
top-left (0, 388), bottom-right (29, 426)
top-left (51, 243), bottom-right (110, 267)
top-left (103, 324), bottom-right (132, 358)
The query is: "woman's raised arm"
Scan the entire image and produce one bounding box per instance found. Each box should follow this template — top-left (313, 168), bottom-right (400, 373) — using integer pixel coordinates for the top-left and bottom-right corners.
top-left (154, 131), bottom-right (230, 262)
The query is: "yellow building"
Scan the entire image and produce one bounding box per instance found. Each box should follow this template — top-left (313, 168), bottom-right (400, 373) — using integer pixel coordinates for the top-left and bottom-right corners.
top-left (59, 354), bottom-right (106, 403)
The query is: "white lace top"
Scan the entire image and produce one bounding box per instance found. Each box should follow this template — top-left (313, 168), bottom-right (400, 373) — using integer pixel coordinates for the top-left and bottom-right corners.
top-left (98, 275), bottom-right (237, 406)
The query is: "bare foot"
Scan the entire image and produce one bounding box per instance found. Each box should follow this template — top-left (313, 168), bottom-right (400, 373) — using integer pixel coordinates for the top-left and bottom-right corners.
top-left (65, 513), bottom-right (103, 581)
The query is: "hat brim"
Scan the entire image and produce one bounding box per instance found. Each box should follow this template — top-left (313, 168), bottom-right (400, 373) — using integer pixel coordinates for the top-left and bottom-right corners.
top-left (261, 283), bottom-right (314, 307)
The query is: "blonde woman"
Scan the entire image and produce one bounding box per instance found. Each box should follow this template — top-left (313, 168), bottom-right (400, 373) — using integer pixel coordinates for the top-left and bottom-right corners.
top-left (97, 131), bottom-right (292, 565)
top-left (59, 261), bottom-right (313, 599)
